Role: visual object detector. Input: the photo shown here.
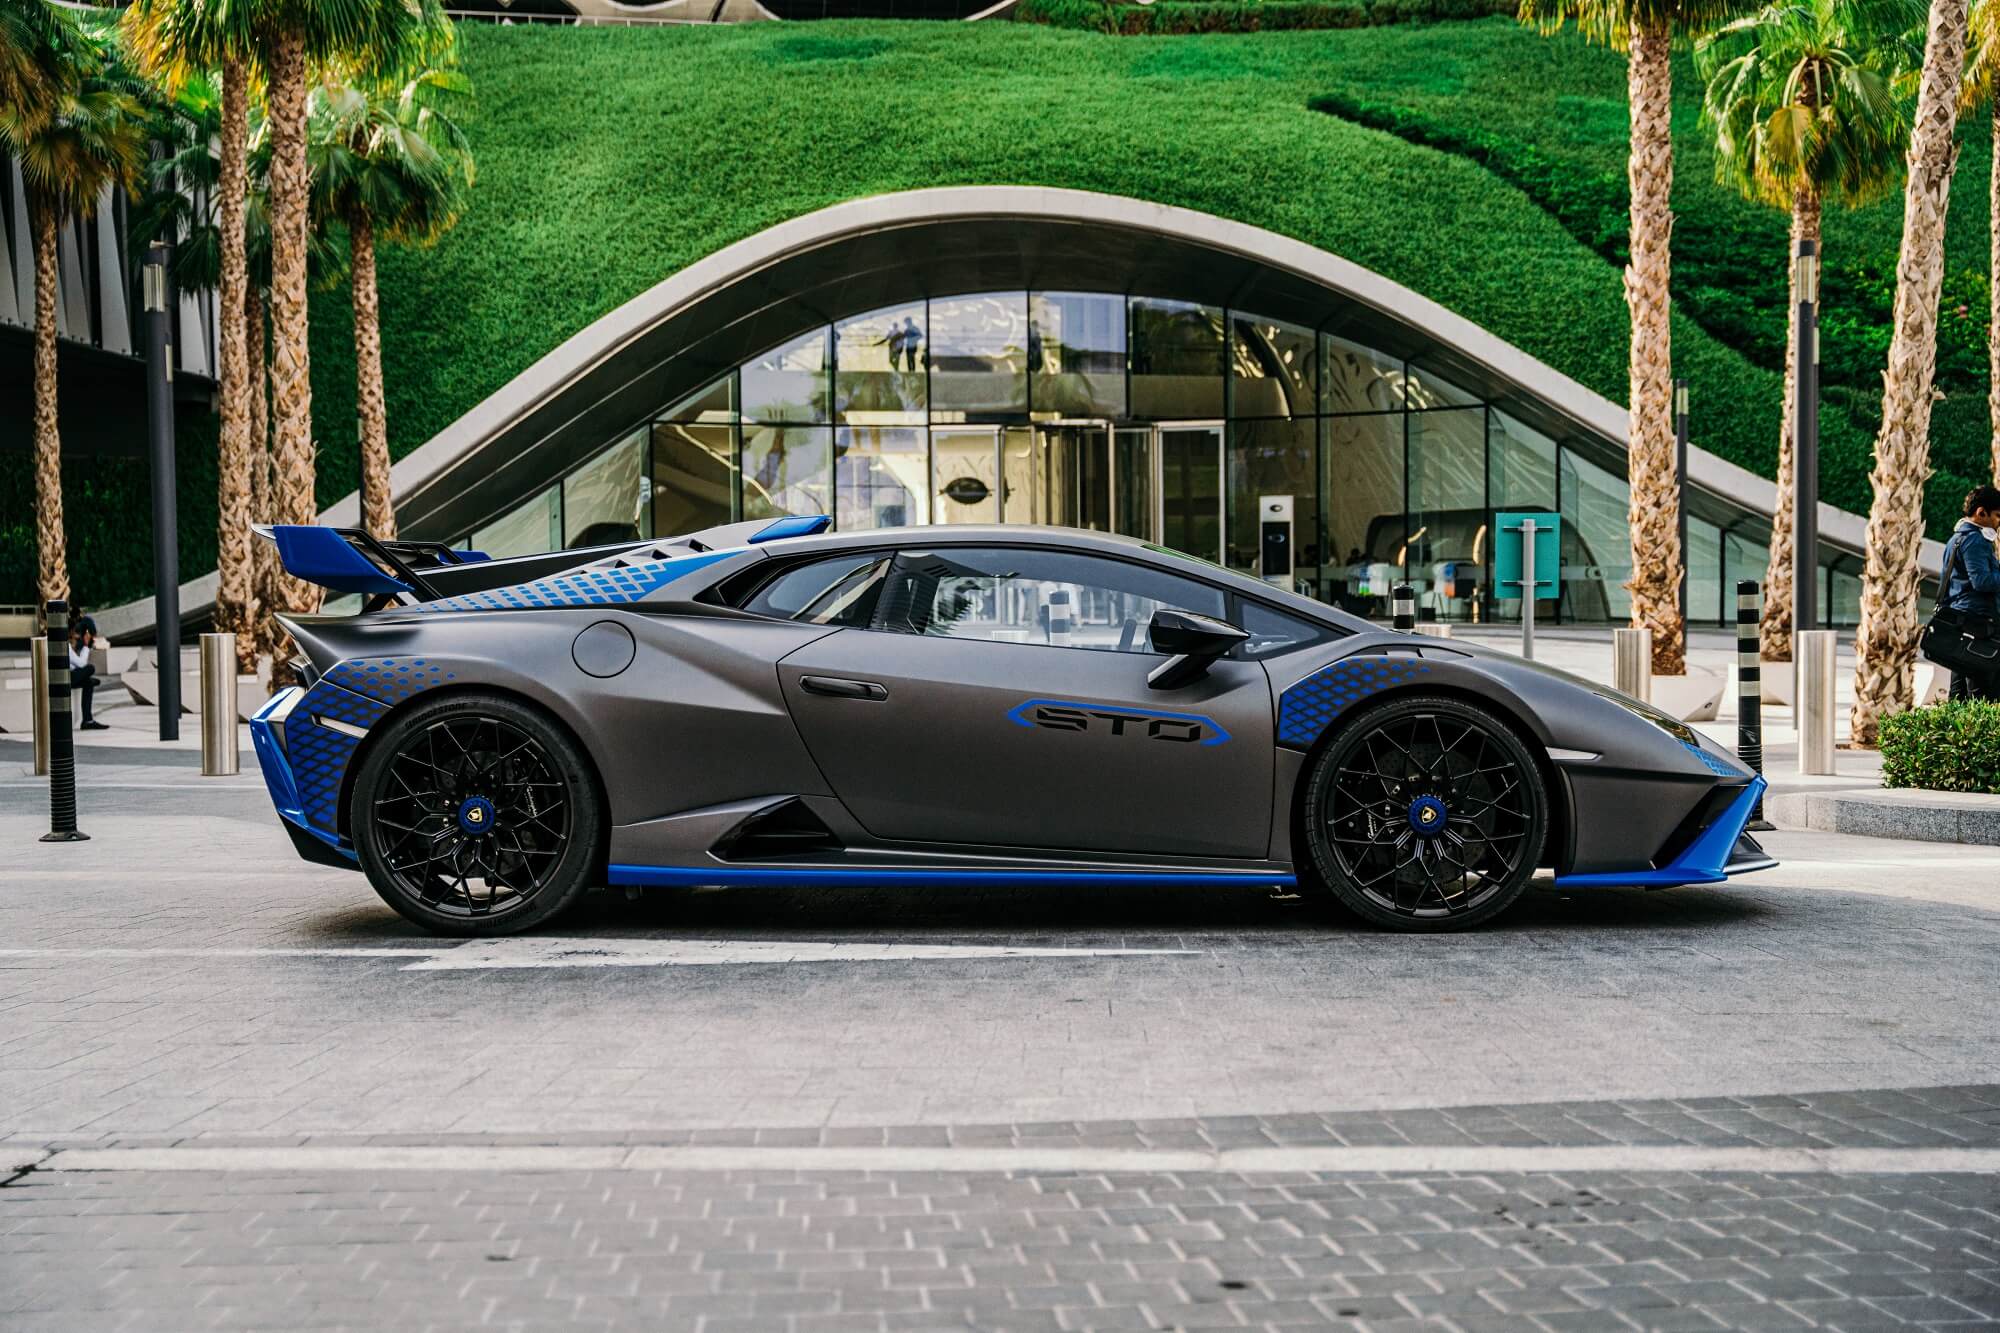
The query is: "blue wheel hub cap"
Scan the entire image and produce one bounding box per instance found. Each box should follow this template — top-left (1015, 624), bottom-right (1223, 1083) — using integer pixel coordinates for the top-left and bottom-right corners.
top-left (457, 795), bottom-right (498, 836)
top-left (1406, 794), bottom-right (1448, 838)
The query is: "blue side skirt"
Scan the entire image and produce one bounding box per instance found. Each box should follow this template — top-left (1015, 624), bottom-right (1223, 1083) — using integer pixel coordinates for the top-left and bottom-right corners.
top-left (1553, 777), bottom-right (1770, 889)
top-left (608, 865), bottom-right (1298, 890)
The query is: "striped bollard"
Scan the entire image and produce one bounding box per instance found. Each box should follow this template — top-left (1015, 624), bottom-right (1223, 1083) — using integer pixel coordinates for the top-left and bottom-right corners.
top-left (41, 600), bottom-right (88, 843)
top-left (1047, 587), bottom-right (1072, 648)
top-left (1735, 580), bottom-right (1769, 829)
top-left (1391, 583), bottom-right (1415, 631)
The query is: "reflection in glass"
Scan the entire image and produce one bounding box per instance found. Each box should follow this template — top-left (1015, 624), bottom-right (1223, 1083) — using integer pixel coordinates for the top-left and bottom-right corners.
top-left (1404, 359), bottom-right (1480, 409)
top-left (1831, 564), bottom-right (1861, 627)
top-left (742, 424), bottom-right (832, 520)
top-left (930, 293), bottom-right (1028, 417)
top-left (1231, 316), bottom-right (1315, 419)
top-left (662, 374), bottom-right (736, 423)
top-left (931, 426), bottom-right (999, 524)
top-left (1037, 424), bottom-right (1110, 530)
top-left (835, 303), bottom-right (925, 424)
top-left (1488, 409), bottom-right (1556, 510)
top-left (836, 427), bottom-right (927, 530)
top-left (742, 328), bottom-right (828, 424)
top-left (1029, 292), bottom-right (1126, 418)
top-left (563, 431), bottom-right (648, 548)
top-left (1323, 335), bottom-right (1404, 414)
top-left (1687, 517), bottom-right (1722, 625)
top-left (1158, 424), bottom-right (1223, 564)
top-left (1131, 298), bottom-right (1224, 419)
top-left (1002, 427), bottom-right (1036, 524)
top-left (1559, 448), bottom-right (1632, 621)
top-left (472, 485), bottom-right (561, 559)
top-left (1724, 530), bottom-right (1769, 605)
top-left (1225, 418), bottom-right (1314, 576)
top-left (653, 421), bottom-right (736, 535)
top-left (1323, 412), bottom-right (1403, 604)
top-left (1405, 407), bottom-right (1483, 614)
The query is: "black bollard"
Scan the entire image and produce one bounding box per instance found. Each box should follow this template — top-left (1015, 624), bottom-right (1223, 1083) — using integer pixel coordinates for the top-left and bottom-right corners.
top-left (1735, 580), bottom-right (1770, 830)
top-left (1391, 583), bottom-right (1415, 631)
top-left (41, 600), bottom-right (88, 843)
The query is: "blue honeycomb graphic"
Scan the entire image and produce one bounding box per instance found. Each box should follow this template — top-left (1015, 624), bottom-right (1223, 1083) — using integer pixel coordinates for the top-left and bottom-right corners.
top-left (1683, 741), bottom-right (1738, 777)
top-left (322, 656), bottom-right (456, 705)
top-left (284, 657), bottom-right (456, 834)
top-left (414, 553), bottom-right (727, 615)
top-left (1276, 655), bottom-right (1431, 748)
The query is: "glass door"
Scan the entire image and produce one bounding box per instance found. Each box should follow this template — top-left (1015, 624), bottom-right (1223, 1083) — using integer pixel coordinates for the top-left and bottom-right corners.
top-left (1113, 427), bottom-right (1155, 541)
top-left (931, 426), bottom-right (1001, 524)
top-left (1034, 422), bottom-right (1111, 530)
top-left (1157, 423), bottom-right (1224, 564)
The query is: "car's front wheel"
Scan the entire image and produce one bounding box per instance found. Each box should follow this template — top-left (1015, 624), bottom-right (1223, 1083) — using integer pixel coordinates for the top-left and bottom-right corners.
top-left (1299, 694), bottom-right (1547, 931)
top-left (351, 692), bottom-right (602, 936)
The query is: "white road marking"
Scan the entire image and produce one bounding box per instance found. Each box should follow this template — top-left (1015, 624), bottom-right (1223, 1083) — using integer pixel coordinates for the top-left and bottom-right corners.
top-left (0, 939), bottom-right (1196, 972)
top-left (33, 1143), bottom-right (2000, 1176)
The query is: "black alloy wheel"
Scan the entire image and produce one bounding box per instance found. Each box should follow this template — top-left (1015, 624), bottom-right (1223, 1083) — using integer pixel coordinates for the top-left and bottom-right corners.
top-left (352, 693), bottom-right (601, 936)
top-left (1300, 694), bottom-right (1547, 931)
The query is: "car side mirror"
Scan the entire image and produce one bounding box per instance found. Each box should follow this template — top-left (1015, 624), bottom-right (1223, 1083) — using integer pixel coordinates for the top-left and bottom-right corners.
top-left (1147, 609), bottom-right (1249, 690)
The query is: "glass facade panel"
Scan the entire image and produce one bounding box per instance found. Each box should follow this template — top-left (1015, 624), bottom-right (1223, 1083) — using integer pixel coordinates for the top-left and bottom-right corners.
top-left (1130, 298), bottom-right (1224, 419)
top-left (1323, 335), bottom-right (1404, 414)
top-left (836, 426), bottom-right (928, 530)
top-left (1323, 413), bottom-right (1404, 616)
top-left (1831, 564), bottom-right (1861, 627)
top-left (652, 422), bottom-right (736, 536)
top-left (930, 293), bottom-right (1028, 417)
top-left (1404, 359), bottom-right (1480, 409)
top-left (1488, 409), bottom-right (1556, 511)
top-left (742, 328), bottom-right (828, 424)
top-left (742, 424), bottom-right (832, 520)
top-left (1226, 418), bottom-right (1315, 577)
top-left (663, 374), bottom-right (736, 423)
top-left (1724, 530), bottom-right (1769, 602)
top-left (1030, 292), bottom-right (1125, 418)
top-left (1688, 516), bottom-right (1722, 626)
top-left (1406, 407), bottom-right (1484, 618)
top-left (1231, 316), bottom-right (1315, 420)
top-left (472, 485), bottom-right (561, 559)
top-left (835, 303), bottom-right (926, 424)
top-left (1558, 449), bottom-right (1631, 622)
top-left (931, 426), bottom-right (1000, 524)
top-left (563, 431), bottom-right (649, 548)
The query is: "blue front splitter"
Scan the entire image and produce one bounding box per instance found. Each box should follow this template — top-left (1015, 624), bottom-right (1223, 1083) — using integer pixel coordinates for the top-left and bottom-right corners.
top-left (1553, 777), bottom-right (1768, 889)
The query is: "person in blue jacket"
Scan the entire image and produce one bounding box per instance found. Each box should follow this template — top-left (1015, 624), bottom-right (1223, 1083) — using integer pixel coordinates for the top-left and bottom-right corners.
top-left (1942, 485), bottom-right (2000, 701)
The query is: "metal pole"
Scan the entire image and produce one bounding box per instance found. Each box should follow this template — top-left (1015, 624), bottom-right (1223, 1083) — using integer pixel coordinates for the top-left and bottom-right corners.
top-left (144, 242), bottom-right (181, 742)
top-left (1613, 627), bottom-right (1653, 702)
top-left (1520, 518), bottom-right (1537, 661)
top-left (1797, 629), bottom-right (1837, 775)
top-left (1793, 238), bottom-right (1819, 643)
top-left (200, 633), bottom-right (239, 776)
top-left (1675, 379), bottom-right (1689, 623)
top-left (1391, 582), bottom-right (1414, 631)
top-left (1736, 580), bottom-right (1770, 828)
top-left (30, 634), bottom-right (48, 777)
top-left (40, 600), bottom-right (87, 842)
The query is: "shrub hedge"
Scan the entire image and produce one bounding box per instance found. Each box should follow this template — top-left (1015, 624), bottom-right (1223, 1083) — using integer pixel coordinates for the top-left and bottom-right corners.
top-left (1014, 0), bottom-right (1514, 34)
top-left (1880, 700), bottom-right (2000, 794)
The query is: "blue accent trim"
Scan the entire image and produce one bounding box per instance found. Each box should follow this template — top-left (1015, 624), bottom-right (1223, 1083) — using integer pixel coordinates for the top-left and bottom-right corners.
top-left (250, 688), bottom-right (357, 863)
top-left (1276, 656), bottom-right (1432, 748)
top-left (457, 549), bottom-right (491, 563)
top-left (1407, 794), bottom-right (1447, 838)
top-left (1555, 777), bottom-right (1767, 888)
top-left (750, 515), bottom-right (833, 543)
top-left (270, 526), bottom-right (412, 597)
top-left (457, 795), bottom-right (498, 836)
top-left (608, 864), bottom-right (1296, 889)
top-left (415, 549), bottom-right (734, 614)
top-left (1005, 697), bottom-right (1231, 746)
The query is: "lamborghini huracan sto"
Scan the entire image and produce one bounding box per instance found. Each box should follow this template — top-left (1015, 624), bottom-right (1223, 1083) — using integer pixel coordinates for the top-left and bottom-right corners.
top-left (250, 517), bottom-right (1774, 935)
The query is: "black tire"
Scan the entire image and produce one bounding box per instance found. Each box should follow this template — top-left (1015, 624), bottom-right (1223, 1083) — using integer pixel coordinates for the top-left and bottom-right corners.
top-left (1298, 694), bottom-right (1547, 932)
top-left (350, 692), bottom-right (602, 936)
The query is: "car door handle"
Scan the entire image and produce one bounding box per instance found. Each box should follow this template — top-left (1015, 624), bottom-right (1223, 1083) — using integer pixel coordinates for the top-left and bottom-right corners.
top-left (800, 675), bottom-right (888, 701)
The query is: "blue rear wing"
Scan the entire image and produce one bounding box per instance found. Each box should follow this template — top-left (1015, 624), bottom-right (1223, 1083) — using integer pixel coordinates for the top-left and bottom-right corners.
top-left (258, 526), bottom-right (485, 601)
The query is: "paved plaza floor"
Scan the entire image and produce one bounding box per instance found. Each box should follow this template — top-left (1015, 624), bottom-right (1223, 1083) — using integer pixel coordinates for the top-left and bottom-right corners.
top-left (3, 726), bottom-right (1997, 1331)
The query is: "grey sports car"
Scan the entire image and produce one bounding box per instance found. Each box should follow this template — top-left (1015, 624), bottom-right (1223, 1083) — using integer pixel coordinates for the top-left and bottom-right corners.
top-left (252, 517), bottom-right (1774, 936)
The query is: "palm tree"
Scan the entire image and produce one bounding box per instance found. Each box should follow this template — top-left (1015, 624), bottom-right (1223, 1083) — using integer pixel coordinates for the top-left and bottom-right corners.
top-left (1851, 0), bottom-right (1973, 744)
top-left (1695, 0), bottom-right (1920, 665)
top-left (0, 0), bottom-right (66, 132)
top-left (309, 47), bottom-right (471, 541)
top-left (1521, 0), bottom-right (1752, 676)
top-left (1966, 0), bottom-right (2000, 484)
top-left (0, 16), bottom-right (149, 610)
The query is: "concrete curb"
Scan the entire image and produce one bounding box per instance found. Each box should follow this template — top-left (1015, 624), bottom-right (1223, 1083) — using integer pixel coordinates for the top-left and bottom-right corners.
top-left (1765, 787), bottom-right (2000, 845)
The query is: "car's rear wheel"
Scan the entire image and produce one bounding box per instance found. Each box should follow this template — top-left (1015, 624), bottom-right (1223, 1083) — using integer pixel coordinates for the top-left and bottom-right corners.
top-left (1299, 694), bottom-right (1546, 931)
top-left (351, 693), bottom-right (601, 936)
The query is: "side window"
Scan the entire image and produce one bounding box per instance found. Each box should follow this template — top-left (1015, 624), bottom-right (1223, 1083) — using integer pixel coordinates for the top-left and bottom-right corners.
top-left (877, 547), bottom-right (1225, 652)
top-left (741, 554), bottom-right (891, 626)
top-left (1234, 599), bottom-right (1337, 659)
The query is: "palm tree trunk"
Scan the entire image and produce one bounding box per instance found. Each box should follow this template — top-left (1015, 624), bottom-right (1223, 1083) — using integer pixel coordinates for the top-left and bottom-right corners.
top-left (350, 214), bottom-right (396, 542)
top-left (247, 282), bottom-right (278, 667)
top-left (263, 28), bottom-right (320, 622)
top-left (30, 196), bottom-right (66, 611)
top-left (1623, 17), bottom-right (1685, 677)
top-left (1763, 186), bottom-right (1821, 665)
top-left (214, 56), bottom-right (256, 673)
top-left (1853, 0), bottom-right (1971, 744)
top-left (1990, 94), bottom-right (2000, 486)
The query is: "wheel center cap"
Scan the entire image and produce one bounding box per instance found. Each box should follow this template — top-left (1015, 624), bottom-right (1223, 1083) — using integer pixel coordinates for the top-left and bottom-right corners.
top-left (457, 795), bottom-right (498, 836)
top-left (1406, 794), bottom-right (1447, 838)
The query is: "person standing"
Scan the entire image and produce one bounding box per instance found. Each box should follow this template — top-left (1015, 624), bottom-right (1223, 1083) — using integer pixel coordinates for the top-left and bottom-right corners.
top-left (1941, 487), bottom-right (2000, 701)
top-left (69, 614), bottom-right (107, 730)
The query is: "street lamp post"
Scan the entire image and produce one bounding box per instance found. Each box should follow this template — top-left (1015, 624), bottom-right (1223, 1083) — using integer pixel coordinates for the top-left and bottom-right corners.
top-left (144, 242), bottom-right (180, 741)
top-left (1793, 237), bottom-right (1819, 645)
top-left (1675, 378), bottom-right (1688, 624)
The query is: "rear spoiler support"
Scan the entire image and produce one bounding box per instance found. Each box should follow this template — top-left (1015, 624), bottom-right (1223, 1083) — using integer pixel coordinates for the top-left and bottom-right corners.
top-left (258, 526), bottom-right (487, 603)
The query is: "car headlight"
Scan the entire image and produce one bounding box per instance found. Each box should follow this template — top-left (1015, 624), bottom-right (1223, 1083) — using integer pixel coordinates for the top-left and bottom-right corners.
top-left (1595, 689), bottom-right (1699, 746)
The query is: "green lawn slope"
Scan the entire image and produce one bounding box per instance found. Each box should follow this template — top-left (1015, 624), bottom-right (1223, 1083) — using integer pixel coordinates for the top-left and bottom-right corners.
top-left (15, 16), bottom-right (1990, 607)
